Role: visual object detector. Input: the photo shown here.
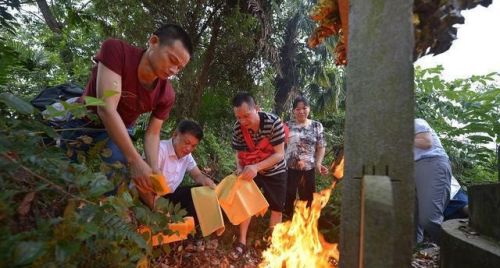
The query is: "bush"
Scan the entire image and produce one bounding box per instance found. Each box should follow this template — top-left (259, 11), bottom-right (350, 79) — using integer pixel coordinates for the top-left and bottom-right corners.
top-left (0, 94), bottom-right (186, 267)
top-left (415, 66), bottom-right (499, 186)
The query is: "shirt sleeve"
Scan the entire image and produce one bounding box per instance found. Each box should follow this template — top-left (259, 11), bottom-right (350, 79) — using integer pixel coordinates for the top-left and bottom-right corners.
top-left (186, 154), bottom-right (197, 172)
top-left (152, 81), bottom-right (175, 121)
top-left (157, 141), bottom-right (168, 174)
top-left (270, 117), bottom-right (285, 146)
top-left (316, 121), bottom-right (327, 147)
top-left (232, 122), bottom-right (247, 151)
top-left (415, 119), bottom-right (431, 134)
top-left (94, 39), bottom-right (124, 76)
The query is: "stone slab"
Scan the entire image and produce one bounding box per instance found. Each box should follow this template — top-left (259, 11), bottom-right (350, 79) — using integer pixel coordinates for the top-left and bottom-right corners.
top-left (361, 176), bottom-right (395, 268)
top-left (441, 219), bottom-right (500, 268)
top-left (469, 183), bottom-right (500, 241)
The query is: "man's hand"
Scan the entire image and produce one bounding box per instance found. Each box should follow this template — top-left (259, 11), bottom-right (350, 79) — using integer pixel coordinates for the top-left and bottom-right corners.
top-left (297, 160), bottom-right (306, 170)
top-left (236, 166), bottom-right (243, 175)
top-left (190, 166), bottom-right (217, 189)
top-left (129, 158), bottom-right (156, 209)
top-left (201, 177), bottom-right (217, 189)
top-left (316, 164), bottom-right (329, 175)
top-left (137, 187), bottom-right (156, 209)
top-left (130, 158), bottom-right (154, 192)
top-left (239, 164), bottom-right (259, 181)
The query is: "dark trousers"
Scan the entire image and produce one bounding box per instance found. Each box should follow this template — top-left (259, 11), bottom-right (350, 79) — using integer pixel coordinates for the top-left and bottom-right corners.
top-left (60, 118), bottom-right (133, 165)
top-left (444, 189), bottom-right (468, 220)
top-left (163, 186), bottom-right (198, 224)
top-left (284, 168), bottom-right (316, 216)
top-left (60, 118), bottom-right (134, 195)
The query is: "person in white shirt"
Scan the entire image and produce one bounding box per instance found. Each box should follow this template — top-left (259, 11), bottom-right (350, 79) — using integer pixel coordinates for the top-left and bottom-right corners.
top-left (156, 120), bottom-right (216, 222)
top-left (414, 118), bottom-right (452, 245)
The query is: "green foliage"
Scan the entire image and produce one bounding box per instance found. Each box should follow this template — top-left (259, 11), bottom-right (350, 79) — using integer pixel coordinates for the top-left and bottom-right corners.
top-left (192, 127), bottom-right (236, 180)
top-left (0, 0), bottom-right (104, 98)
top-left (415, 66), bottom-right (499, 185)
top-left (307, 65), bottom-right (346, 117)
top-left (0, 38), bottom-right (22, 85)
top-left (0, 96), bottom-right (186, 267)
top-left (0, 0), bottom-right (20, 34)
top-left (0, 92), bottom-right (35, 114)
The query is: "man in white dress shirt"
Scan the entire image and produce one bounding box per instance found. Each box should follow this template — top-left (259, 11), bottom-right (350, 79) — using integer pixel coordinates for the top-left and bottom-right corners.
top-left (157, 120), bottom-right (216, 222)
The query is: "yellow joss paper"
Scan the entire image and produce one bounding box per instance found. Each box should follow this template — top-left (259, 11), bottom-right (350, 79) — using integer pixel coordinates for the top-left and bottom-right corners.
top-left (216, 174), bottom-right (269, 225)
top-left (150, 174), bottom-right (171, 195)
top-left (191, 186), bottom-right (225, 237)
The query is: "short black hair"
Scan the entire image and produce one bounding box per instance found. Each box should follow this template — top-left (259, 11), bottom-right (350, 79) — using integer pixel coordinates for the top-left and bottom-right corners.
top-left (232, 92), bottom-right (256, 107)
top-left (154, 24), bottom-right (193, 56)
top-left (292, 96), bottom-right (309, 109)
top-left (176, 120), bottom-right (203, 141)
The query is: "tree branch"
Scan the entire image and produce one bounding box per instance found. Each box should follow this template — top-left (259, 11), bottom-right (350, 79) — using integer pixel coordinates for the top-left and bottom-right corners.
top-left (1, 152), bottom-right (97, 205)
top-left (19, 8), bottom-right (45, 22)
top-left (36, 0), bottom-right (62, 34)
top-left (194, 2), bottom-right (224, 47)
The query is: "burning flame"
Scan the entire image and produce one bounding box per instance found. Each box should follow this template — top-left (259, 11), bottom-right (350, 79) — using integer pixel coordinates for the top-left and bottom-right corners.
top-left (259, 181), bottom-right (340, 268)
top-left (332, 157), bottom-right (344, 180)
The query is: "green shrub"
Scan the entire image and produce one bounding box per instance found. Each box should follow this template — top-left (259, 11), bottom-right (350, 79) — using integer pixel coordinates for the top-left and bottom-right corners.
top-left (0, 94), bottom-right (186, 267)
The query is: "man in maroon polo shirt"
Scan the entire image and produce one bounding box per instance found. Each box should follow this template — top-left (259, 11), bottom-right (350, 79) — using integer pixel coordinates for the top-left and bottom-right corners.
top-left (61, 24), bottom-right (192, 207)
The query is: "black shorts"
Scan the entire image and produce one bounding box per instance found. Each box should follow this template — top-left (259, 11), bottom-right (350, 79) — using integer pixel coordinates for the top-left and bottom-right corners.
top-left (254, 171), bottom-right (287, 212)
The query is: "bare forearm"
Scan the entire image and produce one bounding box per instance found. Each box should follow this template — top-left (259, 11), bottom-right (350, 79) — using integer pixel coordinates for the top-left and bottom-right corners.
top-left (192, 173), bottom-right (207, 185)
top-left (190, 167), bottom-right (216, 188)
top-left (144, 132), bottom-right (160, 172)
top-left (98, 108), bottom-right (141, 163)
top-left (254, 152), bottom-right (284, 171)
top-left (235, 152), bottom-right (242, 172)
top-left (315, 146), bottom-right (326, 165)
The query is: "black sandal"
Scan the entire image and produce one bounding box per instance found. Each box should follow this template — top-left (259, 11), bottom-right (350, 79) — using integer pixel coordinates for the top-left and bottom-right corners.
top-left (229, 241), bottom-right (247, 261)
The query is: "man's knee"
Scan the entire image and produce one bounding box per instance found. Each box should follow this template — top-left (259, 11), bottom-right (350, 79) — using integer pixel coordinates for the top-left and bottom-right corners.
top-left (419, 215), bottom-right (443, 233)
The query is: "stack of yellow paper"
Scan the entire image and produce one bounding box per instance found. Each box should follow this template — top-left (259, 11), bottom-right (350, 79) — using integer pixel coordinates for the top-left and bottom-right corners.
top-left (191, 186), bottom-right (225, 237)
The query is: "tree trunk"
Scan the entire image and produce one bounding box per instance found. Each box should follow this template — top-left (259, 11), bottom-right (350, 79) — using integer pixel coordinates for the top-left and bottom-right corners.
top-left (191, 18), bottom-right (221, 116)
top-left (36, 0), bottom-right (74, 77)
top-left (174, 17), bottom-right (222, 119)
top-left (36, 0), bottom-right (62, 34)
top-left (273, 12), bottom-right (300, 116)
